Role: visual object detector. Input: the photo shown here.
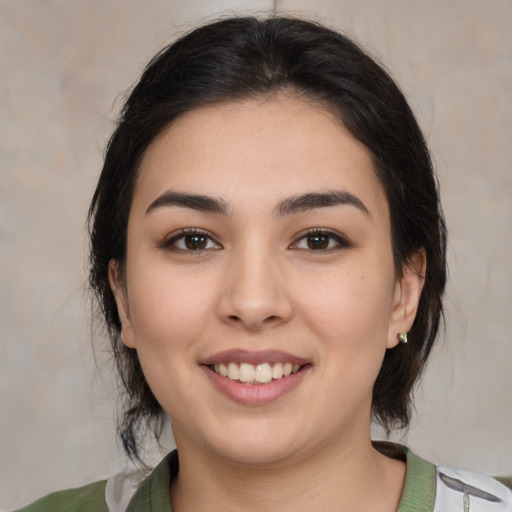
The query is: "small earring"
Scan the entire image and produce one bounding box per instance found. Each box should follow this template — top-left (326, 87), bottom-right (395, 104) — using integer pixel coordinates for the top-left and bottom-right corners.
top-left (398, 332), bottom-right (408, 344)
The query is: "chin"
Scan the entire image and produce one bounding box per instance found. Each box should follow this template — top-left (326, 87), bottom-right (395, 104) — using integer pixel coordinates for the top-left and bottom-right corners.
top-left (202, 420), bottom-right (311, 468)
top-left (220, 441), bottom-right (302, 468)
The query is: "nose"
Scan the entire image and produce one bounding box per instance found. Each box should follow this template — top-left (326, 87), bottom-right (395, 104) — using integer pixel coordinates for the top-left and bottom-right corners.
top-left (217, 245), bottom-right (293, 331)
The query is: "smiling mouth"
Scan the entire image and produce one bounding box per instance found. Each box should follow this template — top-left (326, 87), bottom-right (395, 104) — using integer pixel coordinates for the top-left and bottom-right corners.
top-left (209, 362), bottom-right (304, 385)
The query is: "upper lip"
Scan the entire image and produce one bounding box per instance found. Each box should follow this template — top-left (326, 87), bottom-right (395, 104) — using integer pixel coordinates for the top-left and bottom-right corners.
top-left (201, 349), bottom-right (310, 366)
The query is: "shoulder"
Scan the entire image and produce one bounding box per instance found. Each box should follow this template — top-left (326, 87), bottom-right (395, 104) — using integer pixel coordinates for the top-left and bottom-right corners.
top-left (397, 444), bottom-right (512, 512)
top-left (434, 465), bottom-right (512, 512)
top-left (13, 480), bottom-right (108, 512)
top-left (12, 451), bottom-right (178, 512)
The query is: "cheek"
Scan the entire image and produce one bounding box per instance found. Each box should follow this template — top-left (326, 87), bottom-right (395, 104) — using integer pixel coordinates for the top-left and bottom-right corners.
top-left (124, 269), bottom-right (220, 416)
top-left (300, 265), bottom-right (394, 330)
top-left (295, 261), bottom-right (396, 369)
top-left (126, 265), bottom-right (218, 355)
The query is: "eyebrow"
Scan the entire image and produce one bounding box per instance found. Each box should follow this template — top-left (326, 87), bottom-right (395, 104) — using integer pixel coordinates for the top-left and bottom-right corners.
top-left (146, 189), bottom-right (369, 217)
top-left (274, 190), bottom-right (370, 217)
top-left (146, 191), bottom-right (230, 215)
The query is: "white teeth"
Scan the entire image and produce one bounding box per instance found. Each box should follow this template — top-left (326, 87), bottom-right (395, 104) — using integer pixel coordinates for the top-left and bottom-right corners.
top-left (254, 363), bottom-right (272, 383)
top-left (272, 362), bottom-right (284, 379)
top-left (227, 362), bottom-right (239, 380)
top-left (213, 361), bottom-right (302, 384)
top-left (239, 363), bottom-right (255, 382)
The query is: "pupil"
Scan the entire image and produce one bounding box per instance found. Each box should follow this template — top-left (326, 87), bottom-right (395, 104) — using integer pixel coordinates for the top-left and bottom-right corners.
top-left (307, 235), bottom-right (329, 250)
top-left (185, 235), bottom-right (207, 250)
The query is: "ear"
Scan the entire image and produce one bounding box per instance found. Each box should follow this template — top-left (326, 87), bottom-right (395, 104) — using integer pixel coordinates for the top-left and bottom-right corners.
top-left (387, 249), bottom-right (426, 349)
top-left (108, 259), bottom-right (136, 348)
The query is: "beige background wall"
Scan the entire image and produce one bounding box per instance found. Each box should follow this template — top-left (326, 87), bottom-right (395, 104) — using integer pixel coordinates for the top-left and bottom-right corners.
top-left (1, 0), bottom-right (511, 509)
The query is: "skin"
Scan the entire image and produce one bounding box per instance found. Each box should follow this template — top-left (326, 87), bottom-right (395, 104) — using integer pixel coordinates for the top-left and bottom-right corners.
top-left (110, 95), bottom-right (425, 511)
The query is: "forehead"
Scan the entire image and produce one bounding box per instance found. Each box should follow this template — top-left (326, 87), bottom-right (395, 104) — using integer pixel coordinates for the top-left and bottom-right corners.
top-left (133, 96), bottom-right (388, 217)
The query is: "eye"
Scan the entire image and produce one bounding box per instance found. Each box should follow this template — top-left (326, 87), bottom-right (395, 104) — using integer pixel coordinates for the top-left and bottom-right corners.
top-left (162, 229), bottom-right (221, 252)
top-left (290, 230), bottom-right (349, 251)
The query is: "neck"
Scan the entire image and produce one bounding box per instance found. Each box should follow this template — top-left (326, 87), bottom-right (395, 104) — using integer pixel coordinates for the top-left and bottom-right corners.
top-left (170, 434), bottom-right (405, 512)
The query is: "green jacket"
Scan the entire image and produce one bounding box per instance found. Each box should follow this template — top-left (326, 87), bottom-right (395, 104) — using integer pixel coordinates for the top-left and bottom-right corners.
top-left (14, 446), bottom-right (512, 511)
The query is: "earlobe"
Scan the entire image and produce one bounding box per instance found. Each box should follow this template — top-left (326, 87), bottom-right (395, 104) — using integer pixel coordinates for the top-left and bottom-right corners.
top-left (387, 249), bottom-right (426, 349)
top-left (108, 259), bottom-right (136, 348)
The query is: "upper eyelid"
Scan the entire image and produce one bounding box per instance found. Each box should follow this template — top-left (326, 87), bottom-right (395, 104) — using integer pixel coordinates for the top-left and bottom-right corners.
top-left (293, 228), bottom-right (349, 242)
top-left (290, 228), bottom-right (351, 249)
top-left (158, 227), bottom-right (350, 249)
top-left (160, 228), bottom-right (221, 249)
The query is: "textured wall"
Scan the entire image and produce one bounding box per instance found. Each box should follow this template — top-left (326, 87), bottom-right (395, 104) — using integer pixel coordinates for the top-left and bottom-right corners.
top-left (1, 0), bottom-right (511, 509)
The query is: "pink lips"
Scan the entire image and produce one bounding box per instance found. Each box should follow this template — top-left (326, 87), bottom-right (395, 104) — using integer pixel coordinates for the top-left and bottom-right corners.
top-left (202, 349), bottom-right (309, 366)
top-left (200, 349), bottom-right (311, 405)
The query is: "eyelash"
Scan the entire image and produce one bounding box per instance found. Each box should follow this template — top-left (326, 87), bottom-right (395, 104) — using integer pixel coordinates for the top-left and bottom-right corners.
top-left (159, 228), bottom-right (350, 253)
top-left (290, 228), bottom-right (351, 252)
top-left (159, 228), bottom-right (221, 252)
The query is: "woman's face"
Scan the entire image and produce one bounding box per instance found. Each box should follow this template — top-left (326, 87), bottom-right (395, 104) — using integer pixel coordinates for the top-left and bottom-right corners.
top-left (111, 96), bottom-right (423, 466)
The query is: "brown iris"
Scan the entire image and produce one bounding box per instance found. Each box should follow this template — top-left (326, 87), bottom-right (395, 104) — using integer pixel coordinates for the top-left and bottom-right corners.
top-left (185, 234), bottom-right (208, 250)
top-left (307, 234), bottom-right (330, 250)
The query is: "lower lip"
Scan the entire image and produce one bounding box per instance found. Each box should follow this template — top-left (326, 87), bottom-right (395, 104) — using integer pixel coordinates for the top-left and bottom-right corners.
top-left (201, 365), bottom-right (310, 405)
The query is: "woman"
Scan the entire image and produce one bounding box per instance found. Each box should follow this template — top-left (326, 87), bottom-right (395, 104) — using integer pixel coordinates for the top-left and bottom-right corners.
top-left (16, 15), bottom-right (511, 512)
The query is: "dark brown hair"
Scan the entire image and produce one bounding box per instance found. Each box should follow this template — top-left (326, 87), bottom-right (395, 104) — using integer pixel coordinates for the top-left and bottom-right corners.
top-left (88, 16), bottom-right (446, 462)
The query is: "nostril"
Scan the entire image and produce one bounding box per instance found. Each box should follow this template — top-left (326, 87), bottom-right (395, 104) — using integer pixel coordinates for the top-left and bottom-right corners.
top-left (225, 313), bottom-right (281, 328)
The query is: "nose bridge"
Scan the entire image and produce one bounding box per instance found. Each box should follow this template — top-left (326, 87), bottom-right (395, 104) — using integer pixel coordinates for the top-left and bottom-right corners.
top-left (218, 236), bottom-right (291, 329)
